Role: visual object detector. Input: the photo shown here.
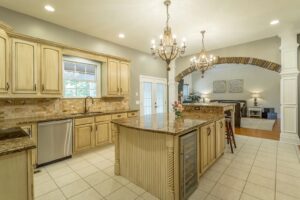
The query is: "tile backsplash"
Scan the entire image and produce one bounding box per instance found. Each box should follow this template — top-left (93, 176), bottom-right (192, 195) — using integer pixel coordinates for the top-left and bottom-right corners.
top-left (0, 98), bottom-right (129, 119)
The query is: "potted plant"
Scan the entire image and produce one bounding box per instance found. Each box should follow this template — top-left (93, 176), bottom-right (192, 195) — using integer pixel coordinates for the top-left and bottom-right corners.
top-left (172, 101), bottom-right (184, 118)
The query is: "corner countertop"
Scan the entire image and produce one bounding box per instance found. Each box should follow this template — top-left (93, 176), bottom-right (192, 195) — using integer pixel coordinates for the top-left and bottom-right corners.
top-left (0, 109), bottom-right (139, 129)
top-left (183, 102), bottom-right (234, 107)
top-left (0, 136), bottom-right (36, 156)
top-left (0, 128), bottom-right (36, 156)
top-left (111, 112), bottom-right (224, 135)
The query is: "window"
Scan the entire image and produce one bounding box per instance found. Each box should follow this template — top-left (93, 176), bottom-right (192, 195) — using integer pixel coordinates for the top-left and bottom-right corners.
top-left (63, 57), bottom-right (100, 98)
top-left (183, 84), bottom-right (189, 99)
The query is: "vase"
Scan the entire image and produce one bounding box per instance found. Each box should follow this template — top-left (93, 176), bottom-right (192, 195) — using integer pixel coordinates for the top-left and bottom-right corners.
top-left (175, 111), bottom-right (182, 118)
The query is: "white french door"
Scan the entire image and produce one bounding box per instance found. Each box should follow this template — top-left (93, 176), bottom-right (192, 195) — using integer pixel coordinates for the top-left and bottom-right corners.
top-left (140, 75), bottom-right (167, 115)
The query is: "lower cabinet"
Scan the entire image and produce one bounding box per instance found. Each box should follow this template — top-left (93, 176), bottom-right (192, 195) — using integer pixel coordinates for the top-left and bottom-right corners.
top-left (74, 124), bottom-right (94, 153)
top-left (200, 122), bottom-right (216, 173)
top-left (95, 121), bottom-right (111, 146)
top-left (0, 150), bottom-right (33, 200)
top-left (216, 118), bottom-right (225, 158)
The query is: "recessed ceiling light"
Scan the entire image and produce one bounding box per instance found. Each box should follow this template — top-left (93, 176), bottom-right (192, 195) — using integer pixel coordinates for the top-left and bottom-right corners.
top-left (44, 5), bottom-right (55, 12)
top-left (270, 19), bottom-right (279, 25)
top-left (118, 33), bottom-right (125, 39)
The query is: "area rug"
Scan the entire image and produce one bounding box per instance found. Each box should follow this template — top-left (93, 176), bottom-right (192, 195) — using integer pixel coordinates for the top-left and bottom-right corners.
top-left (241, 118), bottom-right (276, 131)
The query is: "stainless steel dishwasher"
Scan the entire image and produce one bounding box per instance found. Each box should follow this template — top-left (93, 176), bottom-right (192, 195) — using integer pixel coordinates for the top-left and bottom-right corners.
top-left (37, 119), bottom-right (73, 167)
top-left (180, 130), bottom-right (198, 200)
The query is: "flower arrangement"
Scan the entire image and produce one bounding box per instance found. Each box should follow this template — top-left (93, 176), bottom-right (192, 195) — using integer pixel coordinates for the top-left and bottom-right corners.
top-left (172, 101), bottom-right (184, 117)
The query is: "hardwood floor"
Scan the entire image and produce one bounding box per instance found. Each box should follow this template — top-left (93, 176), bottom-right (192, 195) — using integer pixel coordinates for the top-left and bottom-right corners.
top-left (235, 119), bottom-right (280, 140)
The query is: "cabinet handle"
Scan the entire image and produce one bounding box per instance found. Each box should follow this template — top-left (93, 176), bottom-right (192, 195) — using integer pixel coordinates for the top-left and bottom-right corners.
top-left (41, 84), bottom-right (45, 91)
top-left (220, 122), bottom-right (223, 128)
top-left (28, 128), bottom-right (32, 137)
top-left (90, 126), bottom-right (93, 133)
top-left (33, 84), bottom-right (37, 91)
top-left (117, 114), bottom-right (121, 118)
top-left (207, 127), bottom-right (211, 136)
top-left (5, 82), bottom-right (9, 91)
top-left (95, 125), bottom-right (98, 132)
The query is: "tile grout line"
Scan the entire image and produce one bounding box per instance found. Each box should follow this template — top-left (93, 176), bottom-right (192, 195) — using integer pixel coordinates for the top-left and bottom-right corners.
top-left (205, 138), bottom-right (247, 200)
top-left (238, 139), bottom-right (262, 200)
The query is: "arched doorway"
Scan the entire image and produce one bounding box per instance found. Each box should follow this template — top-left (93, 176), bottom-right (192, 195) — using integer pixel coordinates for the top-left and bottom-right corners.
top-left (175, 57), bottom-right (281, 82)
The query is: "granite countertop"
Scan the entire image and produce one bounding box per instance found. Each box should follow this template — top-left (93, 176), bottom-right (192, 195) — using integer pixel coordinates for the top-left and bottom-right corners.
top-left (183, 102), bottom-right (234, 107)
top-left (111, 112), bottom-right (224, 135)
top-left (0, 128), bottom-right (36, 156)
top-left (0, 109), bottom-right (139, 129)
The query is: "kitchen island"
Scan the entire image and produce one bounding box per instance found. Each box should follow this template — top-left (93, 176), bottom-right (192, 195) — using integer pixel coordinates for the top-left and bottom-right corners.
top-left (112, 113), bottom-right (225, 200)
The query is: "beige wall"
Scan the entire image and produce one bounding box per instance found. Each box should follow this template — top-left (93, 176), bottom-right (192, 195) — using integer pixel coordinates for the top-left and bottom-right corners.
top-left (190, 64), bottom-right (280, 114)
top-left (0, 6), bottom-right (167, 110)
top-left (176, 36), bottom-right (281, 75)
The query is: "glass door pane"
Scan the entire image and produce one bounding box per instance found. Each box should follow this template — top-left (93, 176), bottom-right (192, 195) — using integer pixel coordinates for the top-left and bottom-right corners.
top-left (143, 82), bottom-right (152, 115)
top-left (156, 83), bottom-right (165, 114)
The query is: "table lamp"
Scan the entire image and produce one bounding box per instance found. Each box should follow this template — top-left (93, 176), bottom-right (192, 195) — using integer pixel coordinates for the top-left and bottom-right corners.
top-left (251, 93), bottom-right (260, 106)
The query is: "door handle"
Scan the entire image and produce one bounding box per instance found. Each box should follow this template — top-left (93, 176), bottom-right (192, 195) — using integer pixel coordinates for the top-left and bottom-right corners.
top-left (5, 82), bottom-right (9, 91)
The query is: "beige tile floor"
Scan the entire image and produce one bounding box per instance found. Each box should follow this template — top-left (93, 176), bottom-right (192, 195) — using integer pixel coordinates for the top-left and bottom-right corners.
top-left (34, 135), bottom-right (300, 200)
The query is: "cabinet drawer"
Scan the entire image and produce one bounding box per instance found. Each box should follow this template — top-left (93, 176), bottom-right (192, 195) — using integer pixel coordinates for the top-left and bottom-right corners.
top-left (111, 113), bottom-right (127, 119)
top-left (74, 117), bottom-right (94, 125)
top-left (127, 111), bottom-right (138, 118)
top-left (95, 115), bottom-right (111, 122)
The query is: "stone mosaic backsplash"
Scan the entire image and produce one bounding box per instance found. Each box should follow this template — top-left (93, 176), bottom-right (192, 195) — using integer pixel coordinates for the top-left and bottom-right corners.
top-left (0, 98), bottom-right (129, 119)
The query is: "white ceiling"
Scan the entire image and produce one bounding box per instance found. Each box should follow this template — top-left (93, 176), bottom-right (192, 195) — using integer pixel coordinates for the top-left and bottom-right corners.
top-left (0, 0), bottom-right (300, 55)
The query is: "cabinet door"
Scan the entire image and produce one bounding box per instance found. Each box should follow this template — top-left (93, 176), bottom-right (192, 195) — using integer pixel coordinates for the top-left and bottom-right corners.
top-left (95, 122), bottom-right (110, 146)
top-left (0, 29), bottom-right (9, 94)
top-left (119, 62), bottom-right (129, 95)
top-left (216, 119), bottom-right (225, 158)
top-left (208, 124), bottom-right (216, 163)
top-left (12, 39), bottom-right (38, 94)
top-left (200, 125), bottom-right (208, 172)
top-left (74, 124), bottom-right (94, 153)
top-left (107, 59), bottom-right (119, 95)
top-left (41, 45), bottom-right (62, 95)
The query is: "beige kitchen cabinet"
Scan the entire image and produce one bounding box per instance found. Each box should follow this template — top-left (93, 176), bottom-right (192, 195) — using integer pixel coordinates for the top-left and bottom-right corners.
top-left (21, 124), bottom-right (37, 168)
top-left (111, 112), bottom-right (127, 143)
top-left (0, 29), bottom-right (9, 95)
top-left (200, 122), bottom-right (216, 173)
top-left (0, 151), bottom-right (33, 200)
top-left (102, 58), bottom-right (130, 97)
top-left (107, 59), bottom-right (119, 95)
top-left (119, 61), bottom-right (129, 95)
top-left (216, 119), bottom-right (225, 158)
top-left (74, 124), bottom-right (94, 153)
top-left (40, 45), bottom-right (62, 95)
top-left (11, 38), bottom-right (38, 94)
top-left (95, 122), bottom-right (111, 146)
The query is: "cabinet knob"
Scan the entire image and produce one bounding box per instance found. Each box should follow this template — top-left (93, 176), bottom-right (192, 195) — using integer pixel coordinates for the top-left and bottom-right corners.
top-left (5, 82), bottom-right (9, 91)
top-left (33, 84), bottom-right (37, 91)
top-left (220, 122), bottom-right (223, 128)
top-left (207, 127), bottom-right (211, 136)
top-left (41, 84), bottom-right (45, 91)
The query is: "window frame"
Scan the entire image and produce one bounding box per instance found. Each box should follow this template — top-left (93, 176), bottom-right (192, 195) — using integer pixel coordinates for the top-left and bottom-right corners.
top-left (62, 56), bottom-right (102, 99)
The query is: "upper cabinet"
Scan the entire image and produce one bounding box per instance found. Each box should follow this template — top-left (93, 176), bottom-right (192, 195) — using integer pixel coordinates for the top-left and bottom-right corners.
top-left (102, 58), bottom-right (130, 97)
top-left (40, 45), bottom-right (62, 95)
top-left (0, 29), bottom-right (9, 94)
top-left (119, 61), bottom-right (129, 95)
top-left (11, 39), bottom-right (38, 94)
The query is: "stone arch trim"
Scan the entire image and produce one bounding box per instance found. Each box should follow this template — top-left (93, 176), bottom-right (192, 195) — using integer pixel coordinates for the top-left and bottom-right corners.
top-left (175, 56), bottom-right (281, 82)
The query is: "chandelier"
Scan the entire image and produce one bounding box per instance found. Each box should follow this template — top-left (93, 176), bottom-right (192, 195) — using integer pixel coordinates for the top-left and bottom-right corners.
top-left (190, 30), bottom-right (218, 78)
top-left (151, 0), bottom-right (186, 71)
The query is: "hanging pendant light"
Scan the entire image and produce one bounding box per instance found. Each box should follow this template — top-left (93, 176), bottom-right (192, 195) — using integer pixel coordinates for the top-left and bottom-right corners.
top-left (190, 30), bottom-right (218, 77)
top-left (150, 0), bottom-right (186, 71)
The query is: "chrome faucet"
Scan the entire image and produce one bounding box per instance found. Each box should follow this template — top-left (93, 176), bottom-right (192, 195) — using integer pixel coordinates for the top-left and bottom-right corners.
top-left (84, 96), bottom-right (94, 113)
